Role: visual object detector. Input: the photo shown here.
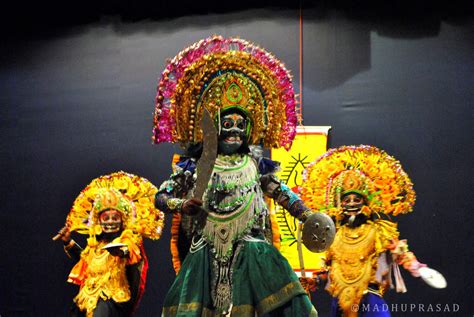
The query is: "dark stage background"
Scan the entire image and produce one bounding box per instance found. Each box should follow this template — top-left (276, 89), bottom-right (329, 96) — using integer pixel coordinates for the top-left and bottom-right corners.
top-left (0, 2), bottom-right (472, 316)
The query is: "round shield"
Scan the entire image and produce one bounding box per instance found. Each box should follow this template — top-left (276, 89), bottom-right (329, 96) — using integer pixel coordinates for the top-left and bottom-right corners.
top-left (302, 212), bottom-right (336, 253)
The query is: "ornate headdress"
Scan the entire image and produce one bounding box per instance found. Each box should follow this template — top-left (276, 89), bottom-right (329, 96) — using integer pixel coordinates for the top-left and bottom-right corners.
top-left (90, 188), bottom-right (133, 222)
top-left (152, 35), bottom-right (297, 150)
top-left (300, 145), bottom-right (416, 219)
top-left (65, 171), bottom-right (164, 240)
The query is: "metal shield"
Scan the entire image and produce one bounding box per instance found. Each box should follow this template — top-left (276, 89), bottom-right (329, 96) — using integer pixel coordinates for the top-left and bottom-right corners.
top-left (302, 212), bottom-right (336, 253)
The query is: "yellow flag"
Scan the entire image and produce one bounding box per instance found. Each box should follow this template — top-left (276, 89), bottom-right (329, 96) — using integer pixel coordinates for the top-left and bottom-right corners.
top-left (270, 126), bottom-right (331, 274)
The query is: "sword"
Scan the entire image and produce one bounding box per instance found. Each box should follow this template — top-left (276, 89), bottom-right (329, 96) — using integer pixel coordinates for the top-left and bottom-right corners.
top-left (297, 221), bottom-right (306, 278)
top-left (193, 109), bottom-right (218, 202)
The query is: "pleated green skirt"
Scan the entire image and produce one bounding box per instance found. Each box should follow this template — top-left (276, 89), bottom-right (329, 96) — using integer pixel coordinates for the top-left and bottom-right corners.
top-left (162, 239), bottom-right (317, 317)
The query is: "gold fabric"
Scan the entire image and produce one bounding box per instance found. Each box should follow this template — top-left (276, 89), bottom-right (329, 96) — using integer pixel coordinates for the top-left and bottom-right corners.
top-left (67, 230), bottom-right (142, 317)
top-left (326, 220), bottom-right (399, 316)
top-left (256, 281), bottom-right (306, 315)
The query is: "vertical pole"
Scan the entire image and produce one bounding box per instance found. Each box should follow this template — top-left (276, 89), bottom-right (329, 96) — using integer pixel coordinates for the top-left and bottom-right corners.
top-left (298, 3), bottom-right (304, 126)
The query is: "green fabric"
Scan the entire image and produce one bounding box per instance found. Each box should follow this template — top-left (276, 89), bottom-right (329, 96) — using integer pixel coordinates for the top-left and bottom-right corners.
top-left (162, 243), bottom-right (212, 316)
top-left (162, 239), bottom-right (316, 317)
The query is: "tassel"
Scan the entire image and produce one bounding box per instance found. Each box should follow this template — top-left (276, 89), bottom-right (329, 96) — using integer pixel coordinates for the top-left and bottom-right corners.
top-left (392, 262), bottom-right (407, 293)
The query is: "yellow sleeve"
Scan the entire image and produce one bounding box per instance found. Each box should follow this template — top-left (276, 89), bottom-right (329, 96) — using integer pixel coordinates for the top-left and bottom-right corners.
top-left (373, 220), bottom-right (400, 255)
top-left (67, 246), bottom-right (90, 285)
top-left (114, 229), bottom-right (142, 265)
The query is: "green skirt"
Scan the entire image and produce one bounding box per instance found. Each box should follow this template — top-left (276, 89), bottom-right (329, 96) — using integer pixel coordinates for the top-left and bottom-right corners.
top-left (162, 239), bottom-right (317, 317)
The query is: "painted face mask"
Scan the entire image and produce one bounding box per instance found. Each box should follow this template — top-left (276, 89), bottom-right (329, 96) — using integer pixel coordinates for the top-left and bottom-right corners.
top-left (218, 112), bottom-right (248, 155)
top-left (99, 209), bottom-right (123, 233)
top-left (341, 192), bottom-right (366, 226)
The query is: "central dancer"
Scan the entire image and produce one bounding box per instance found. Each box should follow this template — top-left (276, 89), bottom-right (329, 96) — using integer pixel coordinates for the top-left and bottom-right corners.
top-left (152, 36), bottom-right (333, 317)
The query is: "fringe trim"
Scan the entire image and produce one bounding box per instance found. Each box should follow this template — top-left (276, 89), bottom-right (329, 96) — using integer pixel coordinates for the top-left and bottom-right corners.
top-left (170, 213), bottom-right (182, 274)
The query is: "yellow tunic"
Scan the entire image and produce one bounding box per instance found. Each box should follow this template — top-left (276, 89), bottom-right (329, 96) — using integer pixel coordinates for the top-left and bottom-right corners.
top-left (67, 230), bottom-right (142, 317)
top-left (326, 220), bottom-right (399, 317)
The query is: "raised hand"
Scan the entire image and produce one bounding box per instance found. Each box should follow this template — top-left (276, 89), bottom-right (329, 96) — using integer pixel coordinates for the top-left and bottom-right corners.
top-left (53, 226), bottom-right (71, 243)
top-left (181, 198), bottom-right (203, 215)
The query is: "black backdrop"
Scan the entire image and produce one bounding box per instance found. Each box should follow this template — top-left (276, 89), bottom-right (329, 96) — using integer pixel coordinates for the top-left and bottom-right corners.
top-left (0, 2), bottom-right (472, 316)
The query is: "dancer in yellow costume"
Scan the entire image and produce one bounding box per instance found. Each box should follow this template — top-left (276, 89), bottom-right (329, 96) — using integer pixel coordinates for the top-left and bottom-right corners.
top-left (54, 172), bottom-right (165, 317)
top-left (300, 145), bottom-right (445, 317)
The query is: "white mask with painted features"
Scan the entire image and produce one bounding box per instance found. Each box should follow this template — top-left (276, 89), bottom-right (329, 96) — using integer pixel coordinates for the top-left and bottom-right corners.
top-left (99, 209), bottom-right (123, 233)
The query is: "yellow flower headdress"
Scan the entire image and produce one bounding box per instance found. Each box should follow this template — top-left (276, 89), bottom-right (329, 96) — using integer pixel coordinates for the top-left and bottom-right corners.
top-left (64, 171), bottom-right (164, 240)
top-left (300, 145), bottom-right (416, 218)
top-left (90, 188), bottom-right (133, 223)
top-left (152, 35), bottom-right (298, 150)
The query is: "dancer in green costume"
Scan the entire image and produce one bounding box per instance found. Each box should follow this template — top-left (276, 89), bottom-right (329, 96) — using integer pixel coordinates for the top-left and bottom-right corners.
top-left (152, 36), bottom-right (332, 316)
